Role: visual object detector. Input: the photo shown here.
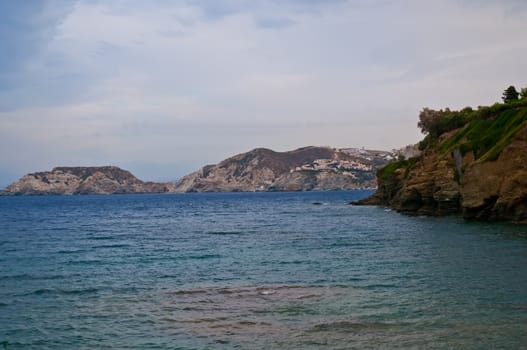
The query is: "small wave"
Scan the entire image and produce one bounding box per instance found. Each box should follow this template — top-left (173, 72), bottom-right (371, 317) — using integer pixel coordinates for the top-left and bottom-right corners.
top-left (172, 289), bottom-right (209, 296)
top-left (186, 254), bottom-right (222, 260)
top-left (0, 341), bottom-right (26, 348)
top-left (170, 284), bottom-right (350, 302)
top-left (20, 287), bottom-right (100, 297)
top-left (0, 273), bottom-right (74, 281)
top-left (21, 288), bottom-right (54, 296)
top-left (180, 316), bottom-right (230, 324)
top-left (499, 303), bottom-right (527, 311)
top-left (278, 260), bottom-right (304, 265)
top-left (66, 259), bottom-right (103, 265)
top-left (275, 305), bottom-right (317, 316)
top-left (205, 231), bottom-right (244, 235)
top-left (90, 236), bottom-right (115, 240)
top-left (363, 283), bottom-right (398, 289)
top-left (0, 273), bottom-right (31, 281)
top-left (307, 320), bottom-right (393, 332)
top-left (60, 287), bottom-right (99, 295)
top-left (91, 244), bottom-right (131, 249)
top-left (259, 289), bottom-right (276, 295)
top-left (56, 249), bottom-right (87, 254)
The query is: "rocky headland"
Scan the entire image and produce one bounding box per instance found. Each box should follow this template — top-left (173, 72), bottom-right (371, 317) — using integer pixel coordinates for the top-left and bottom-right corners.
top-left (358, 100), bottom-right (527, 223)
top-left (2, 166), bottom-right (175, 195)
top-left (173, 146), bottom-right (393, 192)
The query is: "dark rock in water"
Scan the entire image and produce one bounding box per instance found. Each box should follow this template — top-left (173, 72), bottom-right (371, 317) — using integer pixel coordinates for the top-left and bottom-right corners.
top-left (312, 202), bottom-right (323, 205)
top-left (2, 166), bottom-right (175, 195)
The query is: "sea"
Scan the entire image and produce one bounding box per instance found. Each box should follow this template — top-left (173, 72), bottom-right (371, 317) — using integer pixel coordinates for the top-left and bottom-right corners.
top-left (1, 191), bottom-right (527, 349)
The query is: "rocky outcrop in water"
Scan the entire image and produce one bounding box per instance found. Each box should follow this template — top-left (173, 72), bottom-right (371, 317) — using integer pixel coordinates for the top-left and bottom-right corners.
top-left (3, 166), bottom-right (175, 195)
top-left (358, 101), bottom-right (527, 223)
top-left (174, 146), bottom-right (393, 192)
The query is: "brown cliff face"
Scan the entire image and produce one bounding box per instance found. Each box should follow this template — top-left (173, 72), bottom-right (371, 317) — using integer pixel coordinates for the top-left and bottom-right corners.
top-left (461, 126), bottom-right (527, 222)
top-left (174, 146), bottom-right (392, 192)
top-left (3, 166), bottom-right (175, 195)
top-left (359, 108), bottom-right (527, 223)
top-left (361, 152), bottom-right (461, 216)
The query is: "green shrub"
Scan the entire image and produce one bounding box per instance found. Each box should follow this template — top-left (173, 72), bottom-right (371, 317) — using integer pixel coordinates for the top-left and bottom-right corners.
top-left (439, 103), bottom-right (527, 161)
top-left (380, 160), bottom-right (406, 180)
top-left (380, 157), bottom-right (419, 181)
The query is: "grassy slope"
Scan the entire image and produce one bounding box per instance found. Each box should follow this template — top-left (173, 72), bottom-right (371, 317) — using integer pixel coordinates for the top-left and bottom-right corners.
top-left (381, 101), bottom-right (527, 179)
top-left (439, 101), bottom-right (527, 161)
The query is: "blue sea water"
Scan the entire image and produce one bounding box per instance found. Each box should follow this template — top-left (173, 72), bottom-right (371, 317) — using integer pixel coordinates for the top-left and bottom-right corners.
top-left (1, 191), bottom-right (527, 349)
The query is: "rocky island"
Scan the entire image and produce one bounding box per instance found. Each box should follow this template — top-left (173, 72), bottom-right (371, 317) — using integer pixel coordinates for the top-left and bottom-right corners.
top-left (358, 94), bottom-right (527, 223)
top-left (2, 166), bottom-right (175, 195)
top-left (173, 146), bottom-right (393, 192)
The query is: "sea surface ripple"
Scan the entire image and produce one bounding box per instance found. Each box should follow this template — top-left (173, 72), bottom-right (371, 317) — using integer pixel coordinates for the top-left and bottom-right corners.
top-left (1, 191), bottom-right (527, 349)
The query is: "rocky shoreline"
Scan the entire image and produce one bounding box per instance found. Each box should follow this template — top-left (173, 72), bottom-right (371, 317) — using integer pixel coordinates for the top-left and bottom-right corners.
top-left (356, 102), bottom-right (527, 223)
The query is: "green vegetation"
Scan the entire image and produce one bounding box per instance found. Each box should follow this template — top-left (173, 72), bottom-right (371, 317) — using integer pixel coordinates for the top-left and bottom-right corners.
top-left (380, 157), bottom-right (418, 180)
top-left (417, 107), bottom-right (473, 140)
top-left (380, 85), bottom-right (527, 182)
top-left (415, 86), bottom-right (527, 162)
top-left (502, 85), bottom-right (519, 103)
top-left (439, 100), bottom-right (527, 161)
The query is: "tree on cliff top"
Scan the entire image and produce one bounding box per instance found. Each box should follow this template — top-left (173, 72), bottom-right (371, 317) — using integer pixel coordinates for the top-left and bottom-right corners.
top-left (417, 107), bottom-right (470, 138)
top-left (520, 87), bottom-right (527, 100)
top-left (502, 85), bottom-right (519, 103)
top-left (418, 108), bottom-right (445, 136)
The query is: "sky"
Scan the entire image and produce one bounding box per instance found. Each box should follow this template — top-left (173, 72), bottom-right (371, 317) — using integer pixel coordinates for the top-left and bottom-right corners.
top-left (1, 0), bottom-right (526, 186)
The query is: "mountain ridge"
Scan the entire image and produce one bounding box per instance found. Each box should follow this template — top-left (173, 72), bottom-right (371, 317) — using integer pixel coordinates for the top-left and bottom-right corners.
top-left (2, 146), bottom-right (395, 195)
top-left (173, 146), bottom-right (393, 192)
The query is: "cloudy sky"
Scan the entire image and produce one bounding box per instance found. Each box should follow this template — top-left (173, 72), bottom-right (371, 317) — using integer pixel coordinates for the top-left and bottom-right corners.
top-left (0, 0), bottom-right (526, 186)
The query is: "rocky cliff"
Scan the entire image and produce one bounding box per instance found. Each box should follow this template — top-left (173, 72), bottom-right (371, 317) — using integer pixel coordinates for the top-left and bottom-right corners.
top-left (3, 166), bottom-right (175, 195)
top-left (174, 146), bottom-right (393, 192)
top-left (358, 101), bottom-right (527, 223)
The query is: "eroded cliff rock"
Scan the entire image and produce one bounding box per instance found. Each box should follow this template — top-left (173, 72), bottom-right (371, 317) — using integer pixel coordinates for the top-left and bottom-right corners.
top-left (358, 102), bottom-right (527, 223)
top-left (360, 151), bottom-right (461, 216)
top-left (461, 126), bottom-right (527, 221)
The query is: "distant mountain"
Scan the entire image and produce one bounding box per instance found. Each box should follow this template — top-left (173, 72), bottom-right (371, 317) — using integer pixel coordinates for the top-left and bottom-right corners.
top-left (173, 146), bottom-right (394, 192)
top-left (2, 166), bottom-right (175, 195)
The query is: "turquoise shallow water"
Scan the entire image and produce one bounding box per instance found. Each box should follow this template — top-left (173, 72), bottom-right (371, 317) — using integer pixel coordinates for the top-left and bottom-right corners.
top-left (1, 191), bottom-right (527, 349)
